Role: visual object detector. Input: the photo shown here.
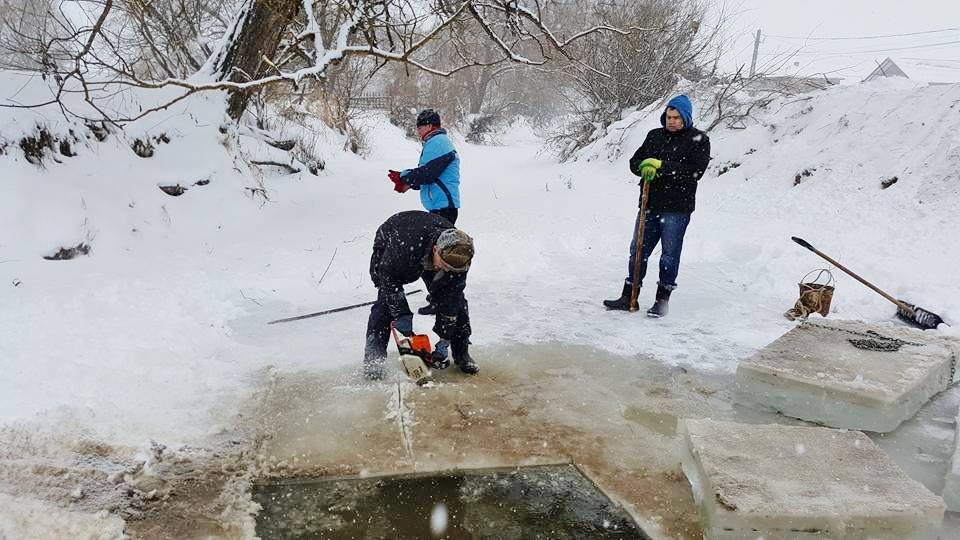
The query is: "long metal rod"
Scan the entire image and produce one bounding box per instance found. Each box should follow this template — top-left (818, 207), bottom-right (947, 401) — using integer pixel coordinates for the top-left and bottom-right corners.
top-left (267, 289), bottom-right (423, 324)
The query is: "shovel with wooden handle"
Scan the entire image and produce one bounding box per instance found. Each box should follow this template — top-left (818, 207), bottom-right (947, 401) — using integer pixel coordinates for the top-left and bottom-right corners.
top-left (629, 182), bottom-right (652, 312)
top-left (791, 237), bottom-right (946, 330)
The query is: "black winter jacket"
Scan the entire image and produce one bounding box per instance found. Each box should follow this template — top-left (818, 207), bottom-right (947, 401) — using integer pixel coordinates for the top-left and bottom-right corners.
top-left (629, 127), bottom-right (710, 213)
top-left (369, 211), bottom-right (467, 318)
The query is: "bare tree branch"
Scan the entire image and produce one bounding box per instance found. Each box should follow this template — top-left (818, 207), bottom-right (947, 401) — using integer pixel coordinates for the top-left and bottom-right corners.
top-left (1, 0), bottom-right (644, 123)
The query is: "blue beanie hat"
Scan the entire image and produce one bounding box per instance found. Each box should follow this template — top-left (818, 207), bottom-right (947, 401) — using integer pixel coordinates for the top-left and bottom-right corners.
top-left (660, 95), bottom-right (694, 129)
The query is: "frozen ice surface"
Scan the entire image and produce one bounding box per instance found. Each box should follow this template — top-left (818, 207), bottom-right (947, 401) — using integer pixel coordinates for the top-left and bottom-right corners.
top-left (0, 493), bottom-right (125, 540)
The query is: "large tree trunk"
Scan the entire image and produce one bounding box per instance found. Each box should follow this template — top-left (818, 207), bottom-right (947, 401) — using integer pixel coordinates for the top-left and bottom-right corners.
top-left (215, 0), bottom-right (301, 119)
top-left (466, 67), bottom-right (494, 115)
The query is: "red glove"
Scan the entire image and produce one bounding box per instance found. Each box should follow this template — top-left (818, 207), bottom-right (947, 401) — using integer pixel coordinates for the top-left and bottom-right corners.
top-left (388, 170), bottom-right (409, 193)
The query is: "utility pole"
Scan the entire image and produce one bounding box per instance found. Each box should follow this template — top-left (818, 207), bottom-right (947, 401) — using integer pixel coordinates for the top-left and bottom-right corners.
top-left (749, 29), bottom-right (762, 77)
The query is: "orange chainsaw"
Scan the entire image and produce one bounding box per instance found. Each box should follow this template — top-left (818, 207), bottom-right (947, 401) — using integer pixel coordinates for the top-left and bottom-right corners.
top-left (390, 323), bottom-right (450, 385)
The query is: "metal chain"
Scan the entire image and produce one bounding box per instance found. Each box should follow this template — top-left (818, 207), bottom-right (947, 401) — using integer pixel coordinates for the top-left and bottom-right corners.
top-left (848, 338), bottom-right (902, 352)
top-left (802, 321), bottom-right (956, 381)
top-left (803, 320), bottom-right (921, 344)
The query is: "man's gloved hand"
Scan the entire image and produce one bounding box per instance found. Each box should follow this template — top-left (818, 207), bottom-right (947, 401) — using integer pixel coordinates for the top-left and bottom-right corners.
top-left (641, 165), bottom-right (658, 182)
top-left (639, 158), bottom-right (662, 170)
top-left (394, 314), bottom-right (414, 337)
top-left (388, 170), bottom-right (409, 193)
top-left (430, 339), bottom-right (451, 369)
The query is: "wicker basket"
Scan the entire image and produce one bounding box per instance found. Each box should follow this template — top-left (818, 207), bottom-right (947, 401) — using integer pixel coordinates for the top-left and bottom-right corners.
top-left (785, 269), bottom-right (835, 320)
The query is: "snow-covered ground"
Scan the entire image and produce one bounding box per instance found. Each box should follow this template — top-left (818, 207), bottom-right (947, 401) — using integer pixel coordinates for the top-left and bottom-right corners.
top-left (2, 73), bottom-right (959, 536)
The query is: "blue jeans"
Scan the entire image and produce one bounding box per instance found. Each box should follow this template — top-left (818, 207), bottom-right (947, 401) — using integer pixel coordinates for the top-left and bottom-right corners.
top-left (626, 212), bottom-right (691, 289)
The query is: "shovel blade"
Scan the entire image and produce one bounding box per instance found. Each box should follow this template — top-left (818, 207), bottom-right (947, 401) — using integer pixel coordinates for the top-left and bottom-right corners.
top-left (896, 302), bottom-right (946, 330)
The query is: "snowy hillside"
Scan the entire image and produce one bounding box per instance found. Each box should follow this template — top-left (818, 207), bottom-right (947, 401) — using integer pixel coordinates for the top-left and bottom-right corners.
top-left (1, 73), bottom-right (959, 535)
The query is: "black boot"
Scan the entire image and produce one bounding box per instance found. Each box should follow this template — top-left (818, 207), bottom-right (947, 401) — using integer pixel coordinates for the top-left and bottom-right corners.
top-left (452, 341), bottom-right (479, 375)
top-left (647, 284), bottom-right (672, 318)
top-left (418, 294), bottom-right (437, 315)
top-left (603, 283), bottom-right (634, 311)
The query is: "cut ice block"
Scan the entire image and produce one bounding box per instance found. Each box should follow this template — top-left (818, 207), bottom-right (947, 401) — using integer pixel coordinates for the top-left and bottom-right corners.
top-left (736, 319), bottom-right (959, 433)
top-left (944, 411), bottom-right (960, 511)
top-left (679, 419), bottom-right (945, 539)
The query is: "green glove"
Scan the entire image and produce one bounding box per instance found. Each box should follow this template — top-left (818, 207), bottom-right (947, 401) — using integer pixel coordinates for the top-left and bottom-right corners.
top-left (639, 158), bottom-right (663, 170)
top-left (641, 165), bottom-right (657, 182)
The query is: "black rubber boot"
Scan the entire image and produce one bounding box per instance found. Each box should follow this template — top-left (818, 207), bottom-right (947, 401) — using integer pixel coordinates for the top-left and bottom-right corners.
top-left (646, 284), bottom-right (672, 318)
top-left (418, 293), bottom-right (437, 315)
top-left (603, 283), bottom-right (634, 311)
top-left (452, 341), bottom-right (479, 375)
top-left (417, 303), bottom-right (437, 315)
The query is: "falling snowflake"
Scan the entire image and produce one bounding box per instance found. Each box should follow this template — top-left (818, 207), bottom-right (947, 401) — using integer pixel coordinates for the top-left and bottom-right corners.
top-left (430, 502), bottom-right (448, 536)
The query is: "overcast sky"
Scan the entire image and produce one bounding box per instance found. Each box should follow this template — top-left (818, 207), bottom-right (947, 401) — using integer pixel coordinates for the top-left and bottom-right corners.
top-left (720, 0), bottom-right (960, 82)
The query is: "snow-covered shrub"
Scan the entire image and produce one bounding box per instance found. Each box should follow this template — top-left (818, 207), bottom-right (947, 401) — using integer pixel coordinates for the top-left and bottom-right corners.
top-left (19, 128), bottom-right (55, 165)
top-left (465, 115), bottom-right (504, 145)
top-left (43, 243), bottom-right (91, 260)
top-left (131, 138), bottom-right (155, 158)
top-left (389, 105), bottom-right (418, 140)
top-left (17, 126), bottom-right (82, 166)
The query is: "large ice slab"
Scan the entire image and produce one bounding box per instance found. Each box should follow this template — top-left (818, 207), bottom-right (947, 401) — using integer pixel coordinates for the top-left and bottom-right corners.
top-left (736, 319), bottom-right (960, 432)
top-left (679, 419), bottom-right (945, 539)
top-left (945, 411), bottom-right (960, 511)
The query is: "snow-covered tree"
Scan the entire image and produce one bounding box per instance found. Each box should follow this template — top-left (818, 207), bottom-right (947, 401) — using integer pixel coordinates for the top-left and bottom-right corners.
top-left (1, 0), bottom-right (635, 122)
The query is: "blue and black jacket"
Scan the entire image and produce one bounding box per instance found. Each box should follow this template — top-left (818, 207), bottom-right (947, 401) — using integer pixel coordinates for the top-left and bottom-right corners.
top-left (400, 129), bottom-right (461, 211)
top-left (628, 95), bottom-right (710, 213)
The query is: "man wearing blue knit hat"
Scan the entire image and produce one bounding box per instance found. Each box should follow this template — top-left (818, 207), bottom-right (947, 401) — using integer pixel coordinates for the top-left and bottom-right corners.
top-left (602, 95), bottom-right (711, 317)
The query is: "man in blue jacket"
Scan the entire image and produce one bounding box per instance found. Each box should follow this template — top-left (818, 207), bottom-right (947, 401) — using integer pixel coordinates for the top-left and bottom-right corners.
top-left (388, 109), bottom-right (462, 315)
top-left (388, 109), bottom-right (461, 224)
top-left (602, 95), bottom-right (710, 317)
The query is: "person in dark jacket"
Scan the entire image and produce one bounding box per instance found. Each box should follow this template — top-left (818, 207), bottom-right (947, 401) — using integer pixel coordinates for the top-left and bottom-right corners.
top-left (364, 211), bottom-right (478, 380)
top-left (387, 109), bottom-right (462, 316)
top-left (602, 95), bottom-right (711, 317)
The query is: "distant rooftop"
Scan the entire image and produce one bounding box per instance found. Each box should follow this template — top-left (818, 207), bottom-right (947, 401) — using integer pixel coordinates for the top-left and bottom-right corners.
top-left (864, 57), bottom-right (910, 82)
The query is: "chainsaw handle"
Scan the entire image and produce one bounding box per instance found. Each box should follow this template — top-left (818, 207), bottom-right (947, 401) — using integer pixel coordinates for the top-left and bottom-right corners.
top-left (791, 236), bottom-right (815, 252)
top-left (389, 322), bottom-right (402, 344)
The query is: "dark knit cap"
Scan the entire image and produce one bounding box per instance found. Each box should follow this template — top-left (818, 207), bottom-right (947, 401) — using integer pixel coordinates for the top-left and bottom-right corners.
top-left (416, 109), bottom-right (441, 127)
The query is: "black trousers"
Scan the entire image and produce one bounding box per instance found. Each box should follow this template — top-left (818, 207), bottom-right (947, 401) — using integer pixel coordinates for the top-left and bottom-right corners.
top-left (429, 207), bottom-right (458, 225)
top-left (423, 269), bottom-right (471, 340)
